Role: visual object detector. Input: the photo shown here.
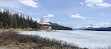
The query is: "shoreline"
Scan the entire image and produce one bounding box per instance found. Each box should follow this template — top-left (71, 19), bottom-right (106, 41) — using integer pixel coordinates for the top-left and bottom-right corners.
top-left (0, 30), bottom-right (86, 49)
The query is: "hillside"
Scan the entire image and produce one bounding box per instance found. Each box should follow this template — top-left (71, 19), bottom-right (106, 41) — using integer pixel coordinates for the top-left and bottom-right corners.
top-left (0, 7), bottom-right (39, 29)
top-left (0, 8), bottom-right (72, 30)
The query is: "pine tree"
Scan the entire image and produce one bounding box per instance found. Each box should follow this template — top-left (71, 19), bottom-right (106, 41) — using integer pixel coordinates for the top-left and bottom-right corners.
top-left (12, 14), bottom-right (18, 28)
top-left (0, 8), bottom-right (40, 29)
top-left (0, 11), bottom-right (3, 28)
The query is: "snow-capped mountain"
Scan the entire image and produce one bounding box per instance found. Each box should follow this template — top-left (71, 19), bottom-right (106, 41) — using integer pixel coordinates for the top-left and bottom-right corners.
top-left (39, 17), bottom-right (60, 26)
top-left (83, 24), bottom-right (100, 28)
top-left (39, 17), bottom-right (51, 24)
top-left (74, 24), bottom-right (101, 30)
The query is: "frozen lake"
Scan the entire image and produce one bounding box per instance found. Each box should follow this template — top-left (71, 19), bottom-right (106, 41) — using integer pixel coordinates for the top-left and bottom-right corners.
top-left (20, 30), bottom-right (111, 48)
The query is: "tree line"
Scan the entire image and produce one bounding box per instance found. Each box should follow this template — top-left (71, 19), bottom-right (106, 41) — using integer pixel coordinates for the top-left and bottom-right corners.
top-left (0, 8), bottom-right (72, 30)
top-left (0, 8), bottom-right (39, 29)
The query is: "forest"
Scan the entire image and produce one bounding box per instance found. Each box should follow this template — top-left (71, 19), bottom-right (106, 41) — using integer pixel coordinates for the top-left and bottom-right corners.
top-left (0, 8), bottom-right (39, 29)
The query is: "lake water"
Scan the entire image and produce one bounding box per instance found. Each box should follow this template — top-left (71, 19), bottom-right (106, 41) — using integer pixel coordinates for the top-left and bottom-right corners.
top-left (20, 30), bottom-right (111, 49)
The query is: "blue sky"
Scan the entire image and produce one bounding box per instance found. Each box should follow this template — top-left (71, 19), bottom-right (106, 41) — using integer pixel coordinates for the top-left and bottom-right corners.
top-left (0, 0), bottom-right (111, 28)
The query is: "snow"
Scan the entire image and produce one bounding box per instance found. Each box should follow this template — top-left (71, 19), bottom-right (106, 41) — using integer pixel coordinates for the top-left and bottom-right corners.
top-left (20, 30), bottom-right (111, 48)
top-left (39, 17), bottom-right (50, 24)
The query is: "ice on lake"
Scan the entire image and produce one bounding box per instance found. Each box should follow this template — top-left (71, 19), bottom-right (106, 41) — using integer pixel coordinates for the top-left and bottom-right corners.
top-left (20, 30), bottom-right (111, 48)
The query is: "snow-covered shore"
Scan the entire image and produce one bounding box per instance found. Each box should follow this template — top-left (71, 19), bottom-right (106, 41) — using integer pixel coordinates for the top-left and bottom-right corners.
top-left (20, 30), bottom-right (111, 48)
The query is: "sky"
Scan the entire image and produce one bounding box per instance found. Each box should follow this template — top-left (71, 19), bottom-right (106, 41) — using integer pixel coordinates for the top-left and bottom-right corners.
top-left (0, 0), bottom-right (111, 28)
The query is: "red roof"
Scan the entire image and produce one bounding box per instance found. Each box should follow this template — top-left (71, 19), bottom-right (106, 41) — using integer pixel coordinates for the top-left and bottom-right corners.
top-left (40, 26), bottom-right (50, 30)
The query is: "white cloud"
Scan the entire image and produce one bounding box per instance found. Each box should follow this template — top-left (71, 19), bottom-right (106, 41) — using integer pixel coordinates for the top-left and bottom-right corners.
top-left (82, 0), bottom-right (111, 7)
top-left (44, 14), bottom-right (54, 18)
top-left (80, 2), bottom-right (84, 5)
top-left (18, 0), bottom-right (38, 8)
top-left (69, 14), bottom-right (86, 19)
top-left (0, 8), bottom-right (4, 13)
top-left (96, 3), bottom-right (111, 7)
top-left (0, 0), bottom-right (21, 8)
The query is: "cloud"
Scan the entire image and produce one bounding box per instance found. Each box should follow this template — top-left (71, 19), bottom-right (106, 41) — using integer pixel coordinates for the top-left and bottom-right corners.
top-left (81, 0), bottom-right (111, 7)
top-left (96, 3), bottom-right (111, 7)
top-left (80, 2), bottom-right (84, 5)
top-left (69, 14), bottom-right (86, 19)
top-left (0, 0), bottom-right (21, 8)
top-left (0, 0), bottom-right (39, 8)
top-left (18, 0), bottom-right (38, 8)
top-left (44, 14), bottom-right (54, 18)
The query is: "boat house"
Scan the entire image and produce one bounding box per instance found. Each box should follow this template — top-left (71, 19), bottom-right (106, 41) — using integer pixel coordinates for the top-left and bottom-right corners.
top-left (40, 26), bottom-right (52, 31)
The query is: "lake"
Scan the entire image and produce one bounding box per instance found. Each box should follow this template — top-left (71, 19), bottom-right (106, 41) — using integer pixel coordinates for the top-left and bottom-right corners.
top-left (20, 30), bottom-right (111, 49)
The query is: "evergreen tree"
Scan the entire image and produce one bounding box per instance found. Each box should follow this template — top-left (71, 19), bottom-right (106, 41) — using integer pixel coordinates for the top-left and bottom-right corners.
top-left (12, 14), bottom-right (18, 28)
top-left (0, 8), bottom-right (40, 29)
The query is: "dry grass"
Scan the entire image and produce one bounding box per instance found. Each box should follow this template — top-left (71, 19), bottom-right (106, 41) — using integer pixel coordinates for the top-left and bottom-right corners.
top-left (0, 30), bottom-right (88, 49)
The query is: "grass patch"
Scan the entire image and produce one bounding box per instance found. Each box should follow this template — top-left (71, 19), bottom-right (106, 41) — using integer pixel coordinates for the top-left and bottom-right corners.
top-left (0, 30), bottom-right (88, 49)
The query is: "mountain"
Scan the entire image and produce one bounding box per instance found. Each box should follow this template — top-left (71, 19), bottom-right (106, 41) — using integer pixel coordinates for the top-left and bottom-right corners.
top-left (48, 22), bottom-right (60, 26)
top-left (75, 24), bottom-right (111, 31)
top-left (39, 17), bottom-right (59, 26)
top-left (39, 17), bottom-right (73, 30)
top-left (39, 17), bottom-right (50, 24)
